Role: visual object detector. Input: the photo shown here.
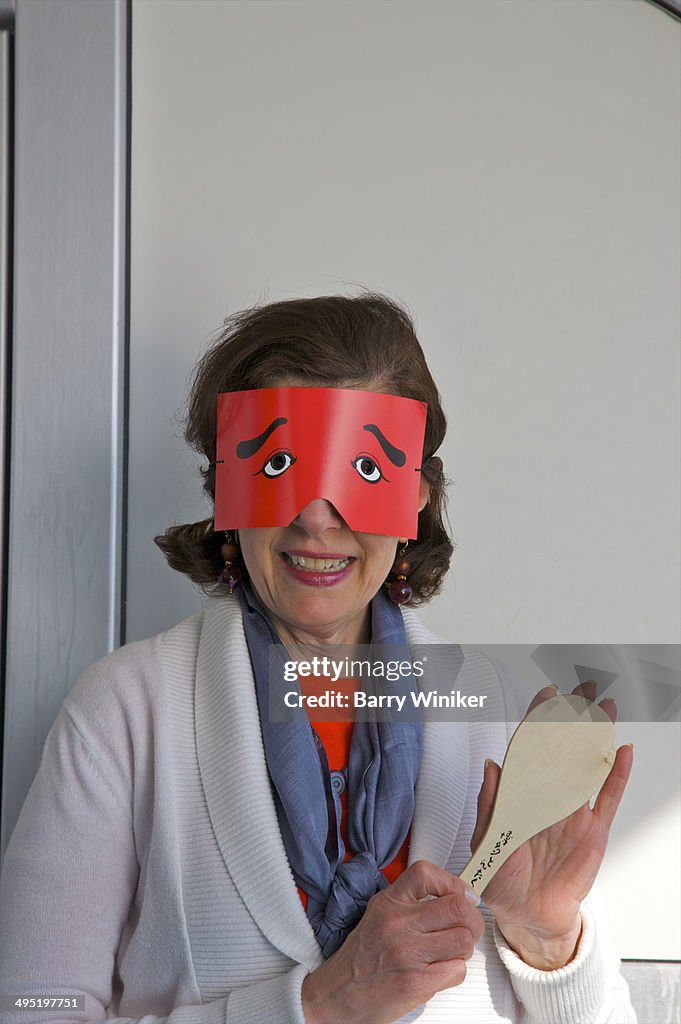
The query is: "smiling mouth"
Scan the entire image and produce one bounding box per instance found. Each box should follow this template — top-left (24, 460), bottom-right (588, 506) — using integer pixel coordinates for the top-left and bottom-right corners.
top-left (282, 553), bottom-right (353, 572)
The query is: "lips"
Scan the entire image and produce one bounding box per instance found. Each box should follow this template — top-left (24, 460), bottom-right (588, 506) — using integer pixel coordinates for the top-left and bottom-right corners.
top-left (280, 550), bottom-right (356, 586)
top-left (284, 553), bottom-right (352, 572)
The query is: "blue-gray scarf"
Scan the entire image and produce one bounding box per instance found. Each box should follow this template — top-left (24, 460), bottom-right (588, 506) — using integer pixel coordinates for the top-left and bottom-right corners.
top-left (240, 582), bottom-right (423, 958)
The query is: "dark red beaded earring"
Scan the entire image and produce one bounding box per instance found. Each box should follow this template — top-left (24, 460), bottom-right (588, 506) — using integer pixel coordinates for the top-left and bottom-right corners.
top-left (388, 540), bottom-right (412, 605)
top-left (220, 532), bottom-right (242, 594)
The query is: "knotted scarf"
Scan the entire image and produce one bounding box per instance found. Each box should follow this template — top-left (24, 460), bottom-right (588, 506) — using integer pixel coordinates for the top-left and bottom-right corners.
top-left (240, 582), bottom-right (423, 958)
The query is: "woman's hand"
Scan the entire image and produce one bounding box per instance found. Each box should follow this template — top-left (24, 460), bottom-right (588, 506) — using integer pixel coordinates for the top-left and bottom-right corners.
top-left (301, 860), bottom-right (484, 1024)
top-left (472, 682), bottom-right (633, 971)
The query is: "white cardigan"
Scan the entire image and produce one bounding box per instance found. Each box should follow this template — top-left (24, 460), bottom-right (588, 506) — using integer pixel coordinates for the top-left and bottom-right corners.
top-left (0, 597), bottom-right (635, 1024)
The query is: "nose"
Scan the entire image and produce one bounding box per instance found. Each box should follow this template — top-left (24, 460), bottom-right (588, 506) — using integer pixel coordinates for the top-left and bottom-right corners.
top-left (292, 498), bottom-right (344, 537)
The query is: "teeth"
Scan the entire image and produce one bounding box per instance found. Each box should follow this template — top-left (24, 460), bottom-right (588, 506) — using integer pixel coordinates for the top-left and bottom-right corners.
top-left (287, 554), bottom-right (350, 571)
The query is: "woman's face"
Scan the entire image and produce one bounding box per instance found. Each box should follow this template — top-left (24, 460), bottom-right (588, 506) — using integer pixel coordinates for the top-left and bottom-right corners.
top-left (238, 477), bottom-right (429, 647)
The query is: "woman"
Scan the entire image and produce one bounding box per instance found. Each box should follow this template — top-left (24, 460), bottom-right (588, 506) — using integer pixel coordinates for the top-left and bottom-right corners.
top-left (0, 294), bottom-right (635, 1023)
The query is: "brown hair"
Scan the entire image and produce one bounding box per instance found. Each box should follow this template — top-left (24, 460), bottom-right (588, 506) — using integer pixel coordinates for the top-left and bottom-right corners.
top-left (155, 293), bottom-right (453, 605)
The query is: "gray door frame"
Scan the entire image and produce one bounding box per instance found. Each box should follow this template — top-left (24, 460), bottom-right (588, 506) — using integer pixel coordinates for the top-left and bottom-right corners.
top-left (1, 0), bottom-right (128, 858)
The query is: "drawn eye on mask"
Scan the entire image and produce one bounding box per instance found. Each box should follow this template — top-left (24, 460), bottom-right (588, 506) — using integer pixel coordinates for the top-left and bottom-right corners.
top-left (258, 448), bottom-right (297, 479)
top-left (351, 453), bottom-right (387, 484)
top-left (349, 422), bottom-right (406, 484)
top-left (215, 388), bottom-right (428, 538)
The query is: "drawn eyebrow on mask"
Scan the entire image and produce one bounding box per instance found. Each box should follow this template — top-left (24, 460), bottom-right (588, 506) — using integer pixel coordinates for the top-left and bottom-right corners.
top-left (236, 417), bottom-right (288, 458)
top-left (362, 424), bottom-right (406, 467)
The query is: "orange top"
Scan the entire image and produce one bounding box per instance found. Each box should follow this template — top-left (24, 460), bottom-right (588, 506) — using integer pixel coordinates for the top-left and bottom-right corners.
top-left (296, 717), bottom-right (411, 911)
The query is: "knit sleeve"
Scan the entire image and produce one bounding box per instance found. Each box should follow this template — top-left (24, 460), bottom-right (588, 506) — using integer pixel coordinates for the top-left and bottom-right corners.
top-left (0, 704), bottom-right (140, 1021)
top-left (494, 891), bottom-right (636, 1023)
top-left (0, 705), bottom-right (310, 1024)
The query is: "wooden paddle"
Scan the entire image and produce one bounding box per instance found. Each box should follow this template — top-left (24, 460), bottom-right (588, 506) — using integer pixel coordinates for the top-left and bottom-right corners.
top-left (459, 694), bottom-right (617, 894)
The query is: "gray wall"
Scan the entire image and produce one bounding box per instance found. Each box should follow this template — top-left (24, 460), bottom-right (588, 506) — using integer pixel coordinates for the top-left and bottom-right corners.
top-left (128, 0), bottom-right (681, 960)
top-left (128, 0), bottom-right (680, 648)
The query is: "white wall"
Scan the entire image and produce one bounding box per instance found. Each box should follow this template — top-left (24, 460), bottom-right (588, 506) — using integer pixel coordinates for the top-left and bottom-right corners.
top-left (128, 0), bottom-right (680, 959)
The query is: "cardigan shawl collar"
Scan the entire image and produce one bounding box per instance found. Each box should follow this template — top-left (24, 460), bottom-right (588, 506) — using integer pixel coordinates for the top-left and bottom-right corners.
top-left (195, 595), bottom-right (469, 969)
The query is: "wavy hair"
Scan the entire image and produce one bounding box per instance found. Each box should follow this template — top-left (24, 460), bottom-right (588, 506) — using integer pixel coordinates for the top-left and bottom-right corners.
top-left (155, 293), bottom-right (453, 605)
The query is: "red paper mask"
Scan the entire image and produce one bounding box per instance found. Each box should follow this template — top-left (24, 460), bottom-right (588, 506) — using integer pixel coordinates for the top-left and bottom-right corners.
top-left (214, 387), bottom-right (428, 538)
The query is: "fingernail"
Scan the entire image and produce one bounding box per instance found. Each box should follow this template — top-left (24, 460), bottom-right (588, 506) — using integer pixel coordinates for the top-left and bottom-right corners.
top-left (464, 886), bottom-right (481, 906)
top-left (484, 758), bottom-right (495, 770)
top-left (547, 684), bottom-right (559, 693)
top-left (625, 742), bottom-right (634, 750)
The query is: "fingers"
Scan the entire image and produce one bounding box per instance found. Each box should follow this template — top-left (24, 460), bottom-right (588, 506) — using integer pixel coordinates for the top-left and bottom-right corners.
top-left (525, 684), bottom-right (560, 716)
top-left (598, 697), bottom-right (617, 723)
top-left (572, 680), bottom-right (597, 702)
top-left (387, 861), bottom-right (484, 942)
top-left (417, 925), bottom-right (477, 964)
top-left (392, 860), bottom-right (472, 903)
top-left (528, 679), bottom-right (620, 724)
top-left (412, 889), bottom-right (485, 943)
top-left (573, 680), bottom-right (618, 722)
top-left (524, 681), bottom-right (608, 715)
top-left (423, 957), bottom-right (468, 993)
top-left (594, 743), bottom-right (634, 830)
top-left (470, 759), bottom-right (500, 851)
